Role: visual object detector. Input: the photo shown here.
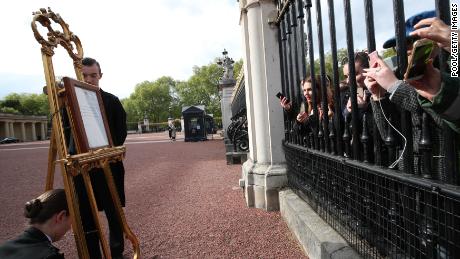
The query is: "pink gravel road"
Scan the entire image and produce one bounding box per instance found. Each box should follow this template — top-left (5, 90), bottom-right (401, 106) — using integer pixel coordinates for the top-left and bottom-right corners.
top-left (0, 132), bottom-right (306, 258)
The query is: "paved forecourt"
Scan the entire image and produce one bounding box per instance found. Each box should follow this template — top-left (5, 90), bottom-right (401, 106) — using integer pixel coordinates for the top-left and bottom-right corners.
top-left (0, 132), bottom-right (306, 258)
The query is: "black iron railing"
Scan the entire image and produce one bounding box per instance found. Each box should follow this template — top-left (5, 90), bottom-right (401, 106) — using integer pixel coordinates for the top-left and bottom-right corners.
top-left (277, 0), bottom-right (459, 258)
top-left (228, 75), bottom-right (249, 152)
top-left (227, 108), bottom-right (249, 152)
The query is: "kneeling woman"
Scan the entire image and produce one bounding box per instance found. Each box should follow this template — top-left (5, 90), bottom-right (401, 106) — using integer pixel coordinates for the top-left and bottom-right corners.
top-left (0, 189), bottom-right (71, 259)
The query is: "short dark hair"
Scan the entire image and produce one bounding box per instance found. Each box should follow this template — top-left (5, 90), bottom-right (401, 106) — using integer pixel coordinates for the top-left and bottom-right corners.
top-left (341, 52), bottom-right (369, 68)
top-left (24, 189), bottom-right (68, 224)
top-left (82, 57), bottom-right (102, 74)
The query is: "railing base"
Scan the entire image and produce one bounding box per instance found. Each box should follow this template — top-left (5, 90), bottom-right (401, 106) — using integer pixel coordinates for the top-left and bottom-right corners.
top-left (226, 151), bottom-right (248, 165)
top-left (280, 188), bottom-right (361, 259)
top-left (241, 159), bottom-right (287, 211)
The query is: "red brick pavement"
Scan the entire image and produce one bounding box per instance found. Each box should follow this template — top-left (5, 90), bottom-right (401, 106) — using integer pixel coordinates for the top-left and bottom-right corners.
top-left (0, 132), bottom-right (306, 258)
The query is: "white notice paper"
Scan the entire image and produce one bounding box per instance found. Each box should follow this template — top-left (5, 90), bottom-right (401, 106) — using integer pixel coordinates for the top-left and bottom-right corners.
top-left (75, 87), bottom-right (109, 148)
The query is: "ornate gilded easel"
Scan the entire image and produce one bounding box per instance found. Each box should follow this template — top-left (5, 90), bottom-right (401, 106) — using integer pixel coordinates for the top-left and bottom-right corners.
top-left (31, 8), bottom-right (140, 259)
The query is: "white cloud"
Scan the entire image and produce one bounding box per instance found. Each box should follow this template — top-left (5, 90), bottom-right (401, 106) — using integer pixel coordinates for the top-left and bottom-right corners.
top-left (0, 0), bottom-right (241, 99)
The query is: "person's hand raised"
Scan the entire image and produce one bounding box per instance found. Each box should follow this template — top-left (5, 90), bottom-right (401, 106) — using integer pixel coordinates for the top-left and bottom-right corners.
top-left (346, 94), bottom-right (369, 112)
top-left (409, 59), bottom-right (441, 102)
top-left (410, 17), bottom-right (452, 53)
top-left (365, 77), bottom-right (386, 101)
top-left (363, 56), bottom-right (398, 91)
top-left (356, 94), bottom-right (368, 109)
top-left (296, 111), bottom-right (308, 123)
top-left (280, 97), bottom-right (292, 111)
top-left (346, 98), bottom-right (352, 112)
top-left (364, 57), bottom-right (387, 100)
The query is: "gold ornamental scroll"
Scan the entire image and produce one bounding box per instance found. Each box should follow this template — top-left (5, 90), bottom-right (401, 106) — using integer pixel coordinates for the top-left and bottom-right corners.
top-left (31, 8), bottom-right (140, 259)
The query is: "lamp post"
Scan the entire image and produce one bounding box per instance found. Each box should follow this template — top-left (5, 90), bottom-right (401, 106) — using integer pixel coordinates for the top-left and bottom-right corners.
top-left (217, 49), bottom-right (235, 83)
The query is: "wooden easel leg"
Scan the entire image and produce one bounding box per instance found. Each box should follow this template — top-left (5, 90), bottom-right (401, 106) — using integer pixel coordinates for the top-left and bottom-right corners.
top-left (101, 161), bottom-right (141, 259)
top-left (45, 131), bottom-right (57, 191)
top-left (82, 170), bottom-right (112, 259)
top-left (61, 167), bottom-right (91, 259)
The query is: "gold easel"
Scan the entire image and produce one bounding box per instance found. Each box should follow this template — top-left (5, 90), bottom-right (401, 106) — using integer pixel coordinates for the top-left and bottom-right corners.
top-left (31, 8), bottom-right (140, 259)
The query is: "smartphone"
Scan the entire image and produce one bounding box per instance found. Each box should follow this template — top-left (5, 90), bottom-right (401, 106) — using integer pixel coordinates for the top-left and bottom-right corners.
top-left (368, 51), bottom-right (379, 68)
top-left (369, 50), bottom-right (399, 75)
top-left (276, 92), bottom-right (289, 102)
top-left (404, 39), bottom-right (434, 80)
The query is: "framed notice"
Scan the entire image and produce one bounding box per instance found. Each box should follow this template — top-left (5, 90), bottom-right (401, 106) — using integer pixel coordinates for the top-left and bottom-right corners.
top-left (63, 77), bottom-right (113, 153)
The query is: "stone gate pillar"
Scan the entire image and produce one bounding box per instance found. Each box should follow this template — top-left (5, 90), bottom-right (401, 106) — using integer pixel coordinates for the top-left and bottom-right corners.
top-left (239, 0), bottom-right (287, 211)
top-left (217, 50), bottom-right (236, 139)
top-left (218, 82), bottom-right (235, 139)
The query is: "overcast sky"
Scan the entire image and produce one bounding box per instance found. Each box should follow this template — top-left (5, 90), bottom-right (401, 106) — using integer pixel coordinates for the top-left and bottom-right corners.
top-left (0, 0), bottom-right (453, 99)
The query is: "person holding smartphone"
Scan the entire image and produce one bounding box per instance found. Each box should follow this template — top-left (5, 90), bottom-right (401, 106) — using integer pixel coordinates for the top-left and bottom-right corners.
top-left (342, 52), bottom-right (372, 118)
top-left (278, 75), bottom-right (334, 139)
top-left (363, 51), bottom-right (452, 176)
top-left (409, 17), bottom-right (460, 127)
top-left (378, 9), bottom-right (459, 126)
top-left (279, 75), bottom-right (334, 120)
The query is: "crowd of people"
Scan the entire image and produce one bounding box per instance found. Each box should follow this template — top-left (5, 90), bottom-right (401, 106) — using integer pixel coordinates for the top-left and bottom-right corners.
top-left (280, 10), bottom-right (459, 178)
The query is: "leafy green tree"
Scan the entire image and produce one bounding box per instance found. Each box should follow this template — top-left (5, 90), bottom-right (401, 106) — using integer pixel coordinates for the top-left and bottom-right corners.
top-left (306, 48), bottom-right (349, 80)
top-left (0, 107), bottom-right (20, 114)
top-left (381, 48), bottom-right (396, 59)
top-left (0, 93), bottom-right (49, 116)
top-left (233, 59), bottom-right (243, 79)
top-left (124, 76), bottom-right (175, 123)
top-left (175, 62), bottom-right (223, 117)
top-left (121, 97), bottom-right (140, 124)
top-left (122, 58), bottom-right (243, 124)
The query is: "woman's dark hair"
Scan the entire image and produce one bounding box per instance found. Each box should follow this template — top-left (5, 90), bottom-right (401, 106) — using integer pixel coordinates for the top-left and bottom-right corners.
top-left (303, 74), bottom-right (334, 116)
top-left (24, 189), bottom-right (68, 224)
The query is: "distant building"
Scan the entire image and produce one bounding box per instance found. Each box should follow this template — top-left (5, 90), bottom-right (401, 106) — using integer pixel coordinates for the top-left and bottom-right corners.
top-left (0, 113), bottom-right (49, 142)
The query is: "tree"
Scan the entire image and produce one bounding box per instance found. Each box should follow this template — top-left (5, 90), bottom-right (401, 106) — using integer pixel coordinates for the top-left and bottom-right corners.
top-left (306, 48), bottom-right (348, 81)
top-left (0, 93), bottom-right (49, 116)
top-left (233, 59), bottom-right (243, 79)
top-left (123, 76), bottom-right (175, 123)
top-left (121, 98), bottom-right (140, 124)
top-left (175, 62), bottom-right (223, 117)
top-left (381, 48), bottom-right (396, 59)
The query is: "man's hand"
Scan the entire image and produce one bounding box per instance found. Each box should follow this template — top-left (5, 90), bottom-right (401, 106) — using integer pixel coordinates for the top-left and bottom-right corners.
top-left (357, 95), bottom-right (368, 109)
top-left (410, 17), bottom-right (452, 53)
top-left (280, 97), bottom-right (292, 111)
top-left (346, 95), bottom-right (368, 112)
top-left (364, 76), bottom-right (386, 100)
top-left (296, 111), bottom-right (308, 123)
top-left (409, 59), bottom-right (441, 102)
top-left (363, 56), bottom-right (398, 91)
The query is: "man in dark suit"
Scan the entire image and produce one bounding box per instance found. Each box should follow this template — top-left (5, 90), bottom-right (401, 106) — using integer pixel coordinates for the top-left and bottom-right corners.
top-left (78, 57), bottom-right (127, 259)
